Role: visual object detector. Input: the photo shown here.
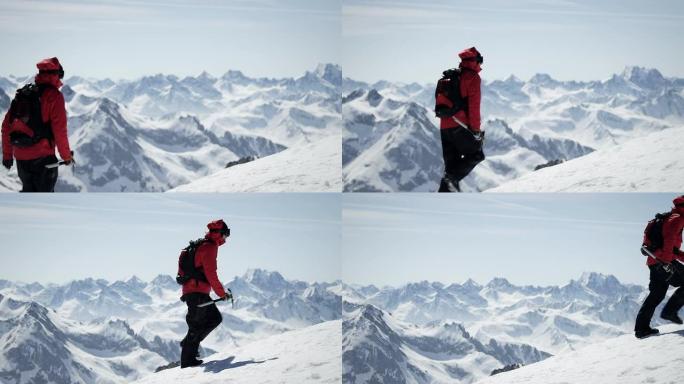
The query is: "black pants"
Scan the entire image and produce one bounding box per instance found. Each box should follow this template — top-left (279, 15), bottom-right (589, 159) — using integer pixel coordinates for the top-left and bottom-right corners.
top-left (16, 155), bottom-right (58, 192)
top-left (439, 128), bottom-right (484, 192)
top-left (635, 264), bottom-right (684, 331)
top-left (181, 293), bottom-right (222, 364)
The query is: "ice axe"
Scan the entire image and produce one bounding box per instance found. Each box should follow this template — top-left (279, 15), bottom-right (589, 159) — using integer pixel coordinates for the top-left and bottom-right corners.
top-left (45, 151), bottom-right (75, 169)
top-left (45, 160), bottom-right (70, 169)
top-left (641, 245), bottom-right (684, 279)
top-left (197, 290), bottom-right (235, 309)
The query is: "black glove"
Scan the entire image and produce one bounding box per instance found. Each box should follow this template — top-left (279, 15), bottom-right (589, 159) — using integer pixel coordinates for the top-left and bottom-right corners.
top-left (63, 151), bottom-right (75, 166)
top-left (471, 130), bottom-right (485, 150)
top-left (2, 159), bottom-right (12, 170)
top-left (224, 288), bottom-right (233, 301)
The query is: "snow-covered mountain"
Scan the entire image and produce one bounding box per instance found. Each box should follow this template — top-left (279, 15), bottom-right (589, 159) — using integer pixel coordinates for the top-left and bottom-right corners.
top-left (133, 320), bottom-right (341, 384)
top-left (0, 64), bottom-right (341, 192)
top-left (341, 272), bottom-right (679, 383)
top-left (169, 134), bottom-right (341, 192)
top-left (0, 269), bottom-right (341, 383)
top-left (343, 302), bottom-right (550, 384)
top-left (343, 67), bottom-right (684, 191)
top-left (475, 324), bottom-right (684, 384)
top-left (488, 126), bottom-right (684, 192)
top-left (342, 272), bottom-right (654, 355)
top-left (0, 294), bottom-right (172, 384)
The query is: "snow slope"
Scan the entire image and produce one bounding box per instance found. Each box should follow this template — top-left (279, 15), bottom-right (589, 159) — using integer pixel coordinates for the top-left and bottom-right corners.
top-left (168, 135), bottom-right (341, 192)
top-left (476, 324), bottom-right (684, 384)
top-left (489, 126), bottom-right (684, 192)
top-left (134, 320), bottom-right (341, 384)
top-left (0, 170), bottom-right (21, 192)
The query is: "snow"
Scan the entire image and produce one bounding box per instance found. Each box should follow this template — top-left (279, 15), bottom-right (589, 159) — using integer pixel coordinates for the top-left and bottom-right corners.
top-left (488, 127), bottom-right (684, 192)
top-left (133, 320), bottom-right (341, 384)
top-left (168, 135), bottom-right (342, 192)
top-left (476, 324), bottom-right (684, 384)
top-left (0, 169), bottom-right (21, 192)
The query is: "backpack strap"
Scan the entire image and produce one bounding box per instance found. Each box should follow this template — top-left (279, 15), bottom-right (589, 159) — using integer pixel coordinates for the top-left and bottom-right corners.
top-left (435, 68), bottom-right (467, 118)
top-left (185, 238), bottom-right (210, 283)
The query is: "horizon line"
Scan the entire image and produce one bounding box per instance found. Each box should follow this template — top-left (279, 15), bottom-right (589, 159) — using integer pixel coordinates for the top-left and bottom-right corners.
top-left (0, 268), bottom-right (342, 286)
top-left (343, 65), bottom-right (678, 86)
top-left (0, 62), bottom-right (343, 84)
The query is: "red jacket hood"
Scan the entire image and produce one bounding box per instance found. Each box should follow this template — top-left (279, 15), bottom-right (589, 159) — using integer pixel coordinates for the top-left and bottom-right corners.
top-left (35, 57), bottom-right (63, 88)
top-left (35, 73), bottom-right (62, 88)
top-left (674, 195), bottom-right (684, 215)
top-left (459, 47), bottom-right (482, 73)
top-left (460, 60), bottom-right (482, 73)
top-left (205, 231), bottom-right (226, 246)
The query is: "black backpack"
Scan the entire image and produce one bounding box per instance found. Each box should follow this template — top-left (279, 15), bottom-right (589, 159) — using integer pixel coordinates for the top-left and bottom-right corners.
top-left (7, 84), bottom-right (54, 147)
top-left (434, 68), bottom-right (466, 118)
top-left (643, 212), bottom-right (673, 252)
top-left (176, 239), bottom-right (209, 285)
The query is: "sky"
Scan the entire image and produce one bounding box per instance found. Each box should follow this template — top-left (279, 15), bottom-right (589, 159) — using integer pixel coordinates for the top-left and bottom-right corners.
top-left (342, 193), bottom-right (679, 287)
top-left (343, 0), bottom-right (684, 83)
top-left (0, 0), bottom-right (340, 80)
top-left (0, 193), bottom-right (340, 284)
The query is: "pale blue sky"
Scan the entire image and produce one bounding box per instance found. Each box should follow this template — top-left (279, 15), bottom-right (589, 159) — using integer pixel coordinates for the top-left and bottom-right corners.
top-left (343, 0), bottom-right (684, 83)
top-left (0, 194), bottom-right (340, 284)
top-left (0, 0), bottom-right (340, 80)
top-left (343, 193), bottom-right (678, 287)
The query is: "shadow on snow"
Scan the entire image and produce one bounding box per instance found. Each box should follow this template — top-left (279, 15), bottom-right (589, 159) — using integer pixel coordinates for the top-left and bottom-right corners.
top-left (203, 356), bottom-right (278, 373)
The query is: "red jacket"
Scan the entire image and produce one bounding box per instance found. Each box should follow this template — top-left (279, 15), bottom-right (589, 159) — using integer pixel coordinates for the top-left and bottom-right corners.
top-left (647, 206), bottom-right (684, 266)
top-left (2, 60), bottom-right (72, 162)
top-left (181, 231), bottom-right (227, 298)
top-left (438, 48), bottom-right (482, 132)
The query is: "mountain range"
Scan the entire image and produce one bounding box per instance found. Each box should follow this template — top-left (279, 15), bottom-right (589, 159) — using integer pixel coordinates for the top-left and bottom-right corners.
top-left (0, 64), bottom-right (341, 192)
top-left (343, 67), bottom-right (684, 192)
top-left (0, 269), bottom-right (341, 383)
top-left (341, 272), bottom-right (671, 383)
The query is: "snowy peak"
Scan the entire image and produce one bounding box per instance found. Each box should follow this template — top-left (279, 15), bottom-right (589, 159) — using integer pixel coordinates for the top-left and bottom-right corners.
top-left (242, 268), bottom-right (287, 290)
top-left (220, 69), bottom-right (250, 82)
top-left (486, 277), bottom-right (514, 290)
top-left (314, 63), bottom-right (342, 87)
top-left (528, 73), bottom-right (557, 86)
top-left (125, 275), bottom-right (147, 290)
top-left (150, 274), bottom-right (176, 288)
top-left (296, 63), bottom-right (342, 92)
top-left (620, 66), bottom-right (667, 89)
top-left (577, 272), bottom-right (621, 290)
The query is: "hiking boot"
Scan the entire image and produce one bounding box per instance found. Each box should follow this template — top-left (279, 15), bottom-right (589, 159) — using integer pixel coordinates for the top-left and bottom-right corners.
top-left (635, 327), bottom-right (659, 339)
top-left (180, 339), bottom-right (200, 358)
top-left (661, 312), bottom-right (683, 325)
top-left (180, 358), bottom-right (203, 368)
